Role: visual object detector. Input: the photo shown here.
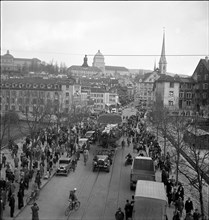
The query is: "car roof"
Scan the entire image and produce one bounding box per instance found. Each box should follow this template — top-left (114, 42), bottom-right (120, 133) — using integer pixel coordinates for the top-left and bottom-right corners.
top-left (79, 138), bottom-right (88, 141)
top-left (134, 156), bottom-right (152, 160)
top-left (96, 155), bottom-right (108, 158)
top-left (59, 157), bottom-right (71, 161)
top-left (86, 131), bottom-right (95, 134)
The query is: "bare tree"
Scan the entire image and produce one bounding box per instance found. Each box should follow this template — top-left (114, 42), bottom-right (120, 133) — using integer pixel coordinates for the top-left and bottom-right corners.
top-left (178, 115), bottom-right (209, 219)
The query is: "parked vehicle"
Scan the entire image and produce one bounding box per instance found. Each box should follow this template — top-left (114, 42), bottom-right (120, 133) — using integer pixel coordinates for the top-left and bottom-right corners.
top-left (85, 131), bottom-right (97, 144)
top-left (92, 154), bottom-right (111, 172)
top-left (133, 180), bottom-right (167, 220)
top-left (56, 157), bottom-right (71, 176)
top-left (130, 156), bottom-right (155, 190)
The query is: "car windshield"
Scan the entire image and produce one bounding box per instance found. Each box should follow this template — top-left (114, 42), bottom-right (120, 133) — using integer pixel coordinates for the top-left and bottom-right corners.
top-left (85, 133), bottom-right (93, 138)
top-left (97, 155), bottom-right (108, 160)
top-left (133, 159), bottom-right (154, 171)
top-left (59, 160), bottom-right (70, 164)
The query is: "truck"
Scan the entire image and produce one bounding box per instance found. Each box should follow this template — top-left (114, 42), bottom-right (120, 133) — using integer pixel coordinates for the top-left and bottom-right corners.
top-left (133, 180), bottom-right (168, 220)
top-left (130, 156), bottom-right (155, 190)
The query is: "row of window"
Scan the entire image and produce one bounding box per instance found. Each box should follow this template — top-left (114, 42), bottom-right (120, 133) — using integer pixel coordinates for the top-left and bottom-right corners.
top-left (2, 83), bottom-right (60, 89)
top-left (168, 100), bottom-right (191, 106)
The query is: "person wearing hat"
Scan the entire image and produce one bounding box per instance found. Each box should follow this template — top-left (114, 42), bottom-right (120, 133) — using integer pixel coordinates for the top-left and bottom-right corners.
top-left (31, 202), bottom-right (39, 220)
top-left (115, 207), bottom-right (124, 220)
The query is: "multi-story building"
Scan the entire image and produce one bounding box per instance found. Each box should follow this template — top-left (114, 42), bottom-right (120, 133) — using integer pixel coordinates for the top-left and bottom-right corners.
top-left (0, 50), bottom-right (41, 73)
top-left (179, 77), bottom-right (196, 111)
top-left (0, 77), bottom-right (81, 115)
top-left (89, 87), bottom-right (119, 111)
top-left (154, 74), bottom-right (181, 111)
top-left (192, 56), bottom-right (209, 116)
top-left (135, 70), bottom-right (161, 108)
top-left (68, 55), bottom-right (102, 79)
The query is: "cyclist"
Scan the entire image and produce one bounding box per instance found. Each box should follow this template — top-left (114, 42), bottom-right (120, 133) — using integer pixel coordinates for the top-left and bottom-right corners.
top-left (69, 188), bottom-right (77, 209)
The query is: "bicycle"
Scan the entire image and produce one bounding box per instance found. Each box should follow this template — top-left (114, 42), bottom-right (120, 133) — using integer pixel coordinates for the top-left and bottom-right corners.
top-left (65, 200), bottom-right (81, 216)
top-left (26, 190), bottom-right (39, 205)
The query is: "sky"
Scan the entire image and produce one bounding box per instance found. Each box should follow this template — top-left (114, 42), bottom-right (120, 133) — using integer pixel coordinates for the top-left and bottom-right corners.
top-left (1, 1), bottom-right (209, 76)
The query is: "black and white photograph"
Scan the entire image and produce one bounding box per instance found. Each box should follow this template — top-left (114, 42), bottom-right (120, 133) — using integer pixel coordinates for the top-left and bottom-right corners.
top-left (0, 1), bottom-right (209, 220)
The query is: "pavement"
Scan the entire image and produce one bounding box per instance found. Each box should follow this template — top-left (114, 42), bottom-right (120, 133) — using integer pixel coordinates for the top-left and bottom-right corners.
top-left (0, 137), bottom-right (58, 220)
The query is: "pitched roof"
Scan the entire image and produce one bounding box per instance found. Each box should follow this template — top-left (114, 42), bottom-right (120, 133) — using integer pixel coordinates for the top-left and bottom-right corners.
top-left (68, 65), bottom-right (102, 72)
top-left (201, 58), bottom-right (209, 71)
top-left (156, 74), bottom-right (181, 83)
top-left (179, 77), bottom-right (195, 83)
top-left (105, 66), bottom-right (129, 71)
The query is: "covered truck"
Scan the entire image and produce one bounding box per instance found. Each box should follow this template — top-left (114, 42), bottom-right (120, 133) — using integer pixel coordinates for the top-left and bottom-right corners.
top-left (130, 156), bottom-right (155, 190)
top-left (133, 180), bottom-right (168, 220)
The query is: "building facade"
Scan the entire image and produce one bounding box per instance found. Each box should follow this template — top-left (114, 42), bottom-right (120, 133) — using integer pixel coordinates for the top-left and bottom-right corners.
top-left (1, 50), bottom-right (41, 73)
top-left (192, 57), bottom-right (209, 116)
top-left (135, 70), bottom-right (161, 108)
top-left (0, 77), bottom-right (80, 115)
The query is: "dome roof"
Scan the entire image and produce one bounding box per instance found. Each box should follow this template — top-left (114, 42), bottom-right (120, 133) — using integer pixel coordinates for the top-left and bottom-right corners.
top-left (95, 50), bottom-right (104, 57)
top-left (3, 50), bottom-right (14, 58)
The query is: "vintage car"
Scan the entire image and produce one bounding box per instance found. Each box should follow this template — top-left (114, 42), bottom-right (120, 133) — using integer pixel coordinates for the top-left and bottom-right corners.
top-left (56, 157), bottom-right (71, 176)
top-left (85, 131), bottom-right (97, 144)
top-left (92, 154), bottom-right (111, 172)
top-left (78, 138), bottom-right (89, 152)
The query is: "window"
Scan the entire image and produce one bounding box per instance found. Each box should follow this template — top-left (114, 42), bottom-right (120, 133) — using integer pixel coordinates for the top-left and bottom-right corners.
top-left (169, 101), bottom-right (174, 106)
top-left (40, 84), bottom-right (45, 89)
top-left (66, 92), bottom-right (69, 96)
top-left (11, 105), bottom-right (15, 111)
top-left (33, 84), bottom-right (38, 88)
top-left (169, 91), bottom-right (174, 97)
top-left (203, 83), bottom-right (208, 89)
top-left (179, 92), bottom-right (184, 98)
top-left (186, 92), bottom-right (192, 99)
top-left (65, 100), bottom-right (69, 104)
top-left (186, 100), bottom-right (191, 106)
top-left (47, 84), bottom-right (52, 89)
top-left (11, 98), bottom-right (15, 103)
top-left (170, 82), bottom-right (174, 88)
top-left (66, 85), bottom-right (69, 89)
top-left (187, 84), bottom-right (192, 89)
top-left (26, 83), bottom-right (31, 88)
top-left (12, 91), bottom-right (16, 96)
top-left (205, 74), bottom-right (209, 81)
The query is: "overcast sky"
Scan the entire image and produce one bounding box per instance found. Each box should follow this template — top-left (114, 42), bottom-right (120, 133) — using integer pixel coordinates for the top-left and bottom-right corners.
top-left (1, 1), bottom-right (209, 76)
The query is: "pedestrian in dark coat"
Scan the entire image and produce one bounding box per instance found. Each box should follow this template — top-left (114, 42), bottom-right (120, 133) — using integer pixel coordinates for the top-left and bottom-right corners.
top-left (31, 202), bottom-right (39, 220)
top-left (115, 207), bottom-right (124, 220)
top-left (161, 168), bottom-right (168, 185)
top-left (184, 197), bottom-right (193, 214)
top-left (19, 178), bottom-right (25, 196)
top-left (9, 194), bottom-right (15, 217)
top-left (124, 200), bottom-right (132, 220)
top-left (17, 189), bottom-right (24, 209)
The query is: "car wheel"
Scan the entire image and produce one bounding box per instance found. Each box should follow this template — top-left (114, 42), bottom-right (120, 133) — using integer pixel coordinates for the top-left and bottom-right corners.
top-left (106, 167), bottom-right (110, 172)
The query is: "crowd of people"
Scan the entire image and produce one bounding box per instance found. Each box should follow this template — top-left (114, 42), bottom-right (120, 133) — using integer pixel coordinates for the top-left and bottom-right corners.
top-left (0, 119), bottom-right (97, 220)
top-left (116, 112), bottom-right (202, 220)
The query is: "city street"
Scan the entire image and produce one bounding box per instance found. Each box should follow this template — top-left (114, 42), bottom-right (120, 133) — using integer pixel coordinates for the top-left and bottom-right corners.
top-left (14, 141), bottom-right (135, 220)
top-left (14, 139), bottom-right (175, 220)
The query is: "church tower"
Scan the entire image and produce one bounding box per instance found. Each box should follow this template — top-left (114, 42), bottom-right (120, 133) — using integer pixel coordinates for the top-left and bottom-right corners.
top-left (159, 29), bottom-right (167, 74)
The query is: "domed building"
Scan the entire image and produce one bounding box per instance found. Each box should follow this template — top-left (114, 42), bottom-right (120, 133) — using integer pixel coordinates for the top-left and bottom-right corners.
top-left (92, 50), bottom-right (105, 74)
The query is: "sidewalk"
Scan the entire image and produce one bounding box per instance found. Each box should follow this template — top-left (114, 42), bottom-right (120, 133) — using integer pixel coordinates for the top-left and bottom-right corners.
top-left (146, 123), bottom-right (209, 219)
top-left (0, 138), bottom-right (58, 220)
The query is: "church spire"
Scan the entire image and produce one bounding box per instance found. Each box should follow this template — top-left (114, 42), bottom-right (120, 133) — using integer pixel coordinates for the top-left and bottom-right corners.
top-left (159, 28), bottom-right (167, 74)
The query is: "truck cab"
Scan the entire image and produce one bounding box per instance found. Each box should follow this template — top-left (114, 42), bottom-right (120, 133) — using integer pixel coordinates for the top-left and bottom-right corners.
top-left (130, 156), bottom-right (155, 190)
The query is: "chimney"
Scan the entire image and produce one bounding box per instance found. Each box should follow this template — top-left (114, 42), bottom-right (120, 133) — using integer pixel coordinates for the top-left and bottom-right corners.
top-left (205, 56), bottom-right (208, 63)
